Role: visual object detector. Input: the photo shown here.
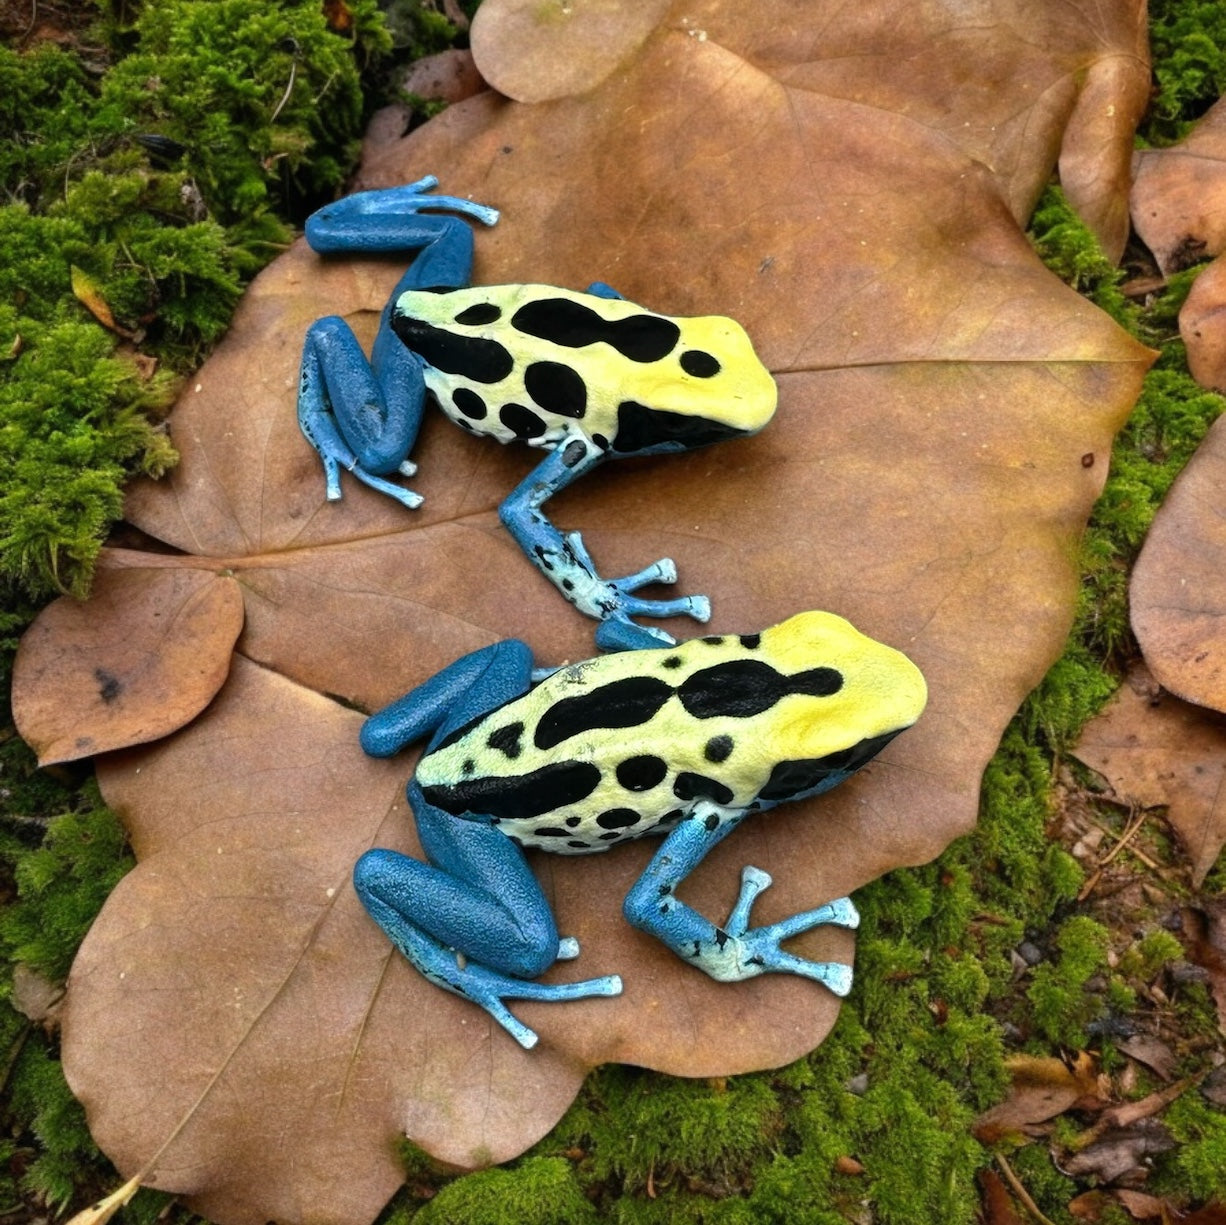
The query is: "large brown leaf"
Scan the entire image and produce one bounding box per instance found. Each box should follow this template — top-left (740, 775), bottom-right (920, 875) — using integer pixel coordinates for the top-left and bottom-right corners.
top-left (12, 3), bottom-right (1153, 1222)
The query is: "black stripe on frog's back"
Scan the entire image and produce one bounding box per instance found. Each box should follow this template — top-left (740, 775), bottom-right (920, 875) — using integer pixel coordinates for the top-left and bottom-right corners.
top-left (511, 297), bottom-right (681, 362)
top-left (421, 759), bottom-right (602, 821)
top-left (391, 312), bottom-right (515, 383)
top-left (534, 676), bottom-right (674, 751)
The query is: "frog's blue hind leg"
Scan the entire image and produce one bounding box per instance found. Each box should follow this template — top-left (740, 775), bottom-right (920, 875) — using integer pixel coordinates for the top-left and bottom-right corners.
top-left (354, 640), bottom-right (622, 1049)
top-left (297, 177), bottom-right (498, 507)
top-left (498, 431), bottom-right (711, 649)
top-left (622, 804), bottom-right (860, 995)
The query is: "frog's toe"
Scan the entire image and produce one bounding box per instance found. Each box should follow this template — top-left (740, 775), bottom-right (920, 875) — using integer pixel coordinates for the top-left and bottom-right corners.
top-left (464, 967), bottom-right (624, 1049)
top-left (738, 896), bottom-right (860, 995)
top-left (595, 616), bottom-right (676, 652)
top-left (347, 463), bottom-right (424, 509)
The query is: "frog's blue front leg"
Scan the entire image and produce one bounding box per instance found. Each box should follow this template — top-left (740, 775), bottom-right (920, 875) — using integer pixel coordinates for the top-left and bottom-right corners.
top-left (297, 177), bottom-right (498, 508)
top-left (623, 806), bottom-right (860, 995)
top-left (499, 431), bottom-right (711, 650)
top-left (354, 640), bottom-right (621, 1049)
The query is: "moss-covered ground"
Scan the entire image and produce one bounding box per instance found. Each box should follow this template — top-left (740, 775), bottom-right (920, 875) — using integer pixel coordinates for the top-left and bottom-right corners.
top-left (1, 2), bottom-right (1224, 1221)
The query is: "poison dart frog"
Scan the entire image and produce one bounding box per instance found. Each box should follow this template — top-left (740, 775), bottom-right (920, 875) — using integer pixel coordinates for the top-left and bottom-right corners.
top-left (297, 176), bottom-right (777, 650)
top-left (355, 610), bottom-right (927, 1048)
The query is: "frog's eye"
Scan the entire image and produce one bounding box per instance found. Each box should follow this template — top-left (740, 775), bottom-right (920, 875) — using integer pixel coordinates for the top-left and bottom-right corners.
top-left (680, 350), bottom-right (721, 378)
top-left (454, 302), bottom-right (502, 326)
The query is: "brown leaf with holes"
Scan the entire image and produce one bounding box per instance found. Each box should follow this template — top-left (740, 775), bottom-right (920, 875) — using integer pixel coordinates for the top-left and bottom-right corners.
top-left (1073, 663), bottom-right (1226, 885)
top-left (973, 1053), bottom-right (1101, 1142)
top-left (1131, 417), bottom-right (1226, 717)
top-left (1131, 97), bottom-right (1226, 395)
top-left (11, 3), bottom-right (1155, 1223)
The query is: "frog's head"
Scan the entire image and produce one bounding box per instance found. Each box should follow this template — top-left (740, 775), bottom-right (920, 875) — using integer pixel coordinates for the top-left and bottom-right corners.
top-left (751, 611), bottom-right (927, 802)
top-left (620, 312), bottom-right (778, 443)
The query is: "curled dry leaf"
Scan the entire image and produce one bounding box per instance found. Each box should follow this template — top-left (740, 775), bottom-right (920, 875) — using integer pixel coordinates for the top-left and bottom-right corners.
top-left (13, 563), bottom-right (244, 764)
top-left (1131, 419), bottom-right (1226, 718)
top-left (1180, 255), bottom-right (1226, 394)
top-left (1132, 96), bottom-right (1226, 276)
top-left (8, 2), bottom-right (1154, 1222)
top-left (973, 1052), bottom-right (1100, 1143)
top-left (1073, 663), bottom-right (1226, 886)
top-left (1061, 1117), bottom-right (1175, 1186)
top-left (1130, 96), bottom-right (1226, 394)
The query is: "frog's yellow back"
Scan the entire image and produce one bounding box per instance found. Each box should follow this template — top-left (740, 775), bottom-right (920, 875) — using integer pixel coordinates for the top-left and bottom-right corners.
top-left (392, 283), bottom-right (776, 452)
top-left (415, 613), bottom-right (925, 855)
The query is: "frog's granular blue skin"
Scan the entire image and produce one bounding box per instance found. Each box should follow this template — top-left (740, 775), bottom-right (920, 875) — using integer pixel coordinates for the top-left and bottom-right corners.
top-left (296, 176), bottom-right (777, 647)
top-left (354, 611), bottom-right (927, 1049)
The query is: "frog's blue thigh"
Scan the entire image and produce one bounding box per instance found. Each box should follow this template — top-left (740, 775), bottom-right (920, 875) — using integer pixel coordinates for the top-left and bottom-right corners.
top-left (355, 638), bottom-right (558, 978)
top-left (355, 793), bottom-right (560, 980)
top-left (298, 314), bottom-right (427, 497)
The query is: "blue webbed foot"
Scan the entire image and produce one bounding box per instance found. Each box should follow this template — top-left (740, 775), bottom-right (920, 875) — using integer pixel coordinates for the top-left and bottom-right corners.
top-left (711, 867), bottom-right (860, 994)
top-left (560, 531), bottom-right (711, 650)
top-left (624, 815), bottom-right (860, 996)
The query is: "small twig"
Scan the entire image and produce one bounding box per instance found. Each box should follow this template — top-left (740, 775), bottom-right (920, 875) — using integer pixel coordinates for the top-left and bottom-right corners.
top-left (995, 1153), bottom-right (1059, 1225)
top-left (269, 57), bottom-right (297, 123)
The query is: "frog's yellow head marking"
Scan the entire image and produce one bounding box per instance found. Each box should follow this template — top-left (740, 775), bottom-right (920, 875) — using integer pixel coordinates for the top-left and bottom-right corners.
top-left (391, 284), bottom-right (776, 454)
top-left (758, 611), bottom-right (928, 764)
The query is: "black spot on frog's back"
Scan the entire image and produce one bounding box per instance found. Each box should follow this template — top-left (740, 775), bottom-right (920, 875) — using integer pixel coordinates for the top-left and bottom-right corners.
top-left (511, 297), bottom-right (680, 362)
top-left (677, 660), bottom-right (843, 719)
top-left (524, 360), bottom-right (587, 418)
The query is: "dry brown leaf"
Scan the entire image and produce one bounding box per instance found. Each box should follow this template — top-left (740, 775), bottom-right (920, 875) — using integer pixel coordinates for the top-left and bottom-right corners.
top-left (1116, 1035), bottom-right (1177, 1082)
top-left (1062, 1118), bottom-right (1175, 1186)
top-left (1182, 900), bottom-right (1226, 1035)
top-left (1131, 97), bottom-right (1226, 395)
top-left (400, 49), bottom-right (486, 106)
top-left (1112, 1189), bottom-right (1167, 1220)
top-left (980, 1168), bottom-right (1027, 1225)
top-left (1073, 663), bottom-right (1226, 886)
top-left (7, 3), bottom-right (1156, 1222)
top-left (13, 565), bottom-right (244, 764)
top-left (1132, 97), bottom-right (1226, 276)
top-left (1180, 255), bottom-right (1226, 394)
top-left (973, 1053), bottom-right (1100, 1142)
top-left (1131, 416), bottom-right (1226, 715)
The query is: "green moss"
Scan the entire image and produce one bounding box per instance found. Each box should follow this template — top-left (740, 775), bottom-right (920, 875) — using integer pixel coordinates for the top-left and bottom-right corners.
top-left (5, 1038), bottom-right (99, 1211)
top-left (1028, 186), bottom-right (1136, 329)
top-left (1025, 916), bottom-right (1111, 1048)
top-left (1144, 0), bottom-right (1226, 144)
top-left (0, 0), bottom-right (391, 601)
top-left (1156, 1094), bottom-right (1226, 1202)
top-left (412, 1157), bottom-right (597, 1225)
top-left (0, 799), bottom-right (133, 981)
top-left (556, 1066), bottom-right (783, 1195)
